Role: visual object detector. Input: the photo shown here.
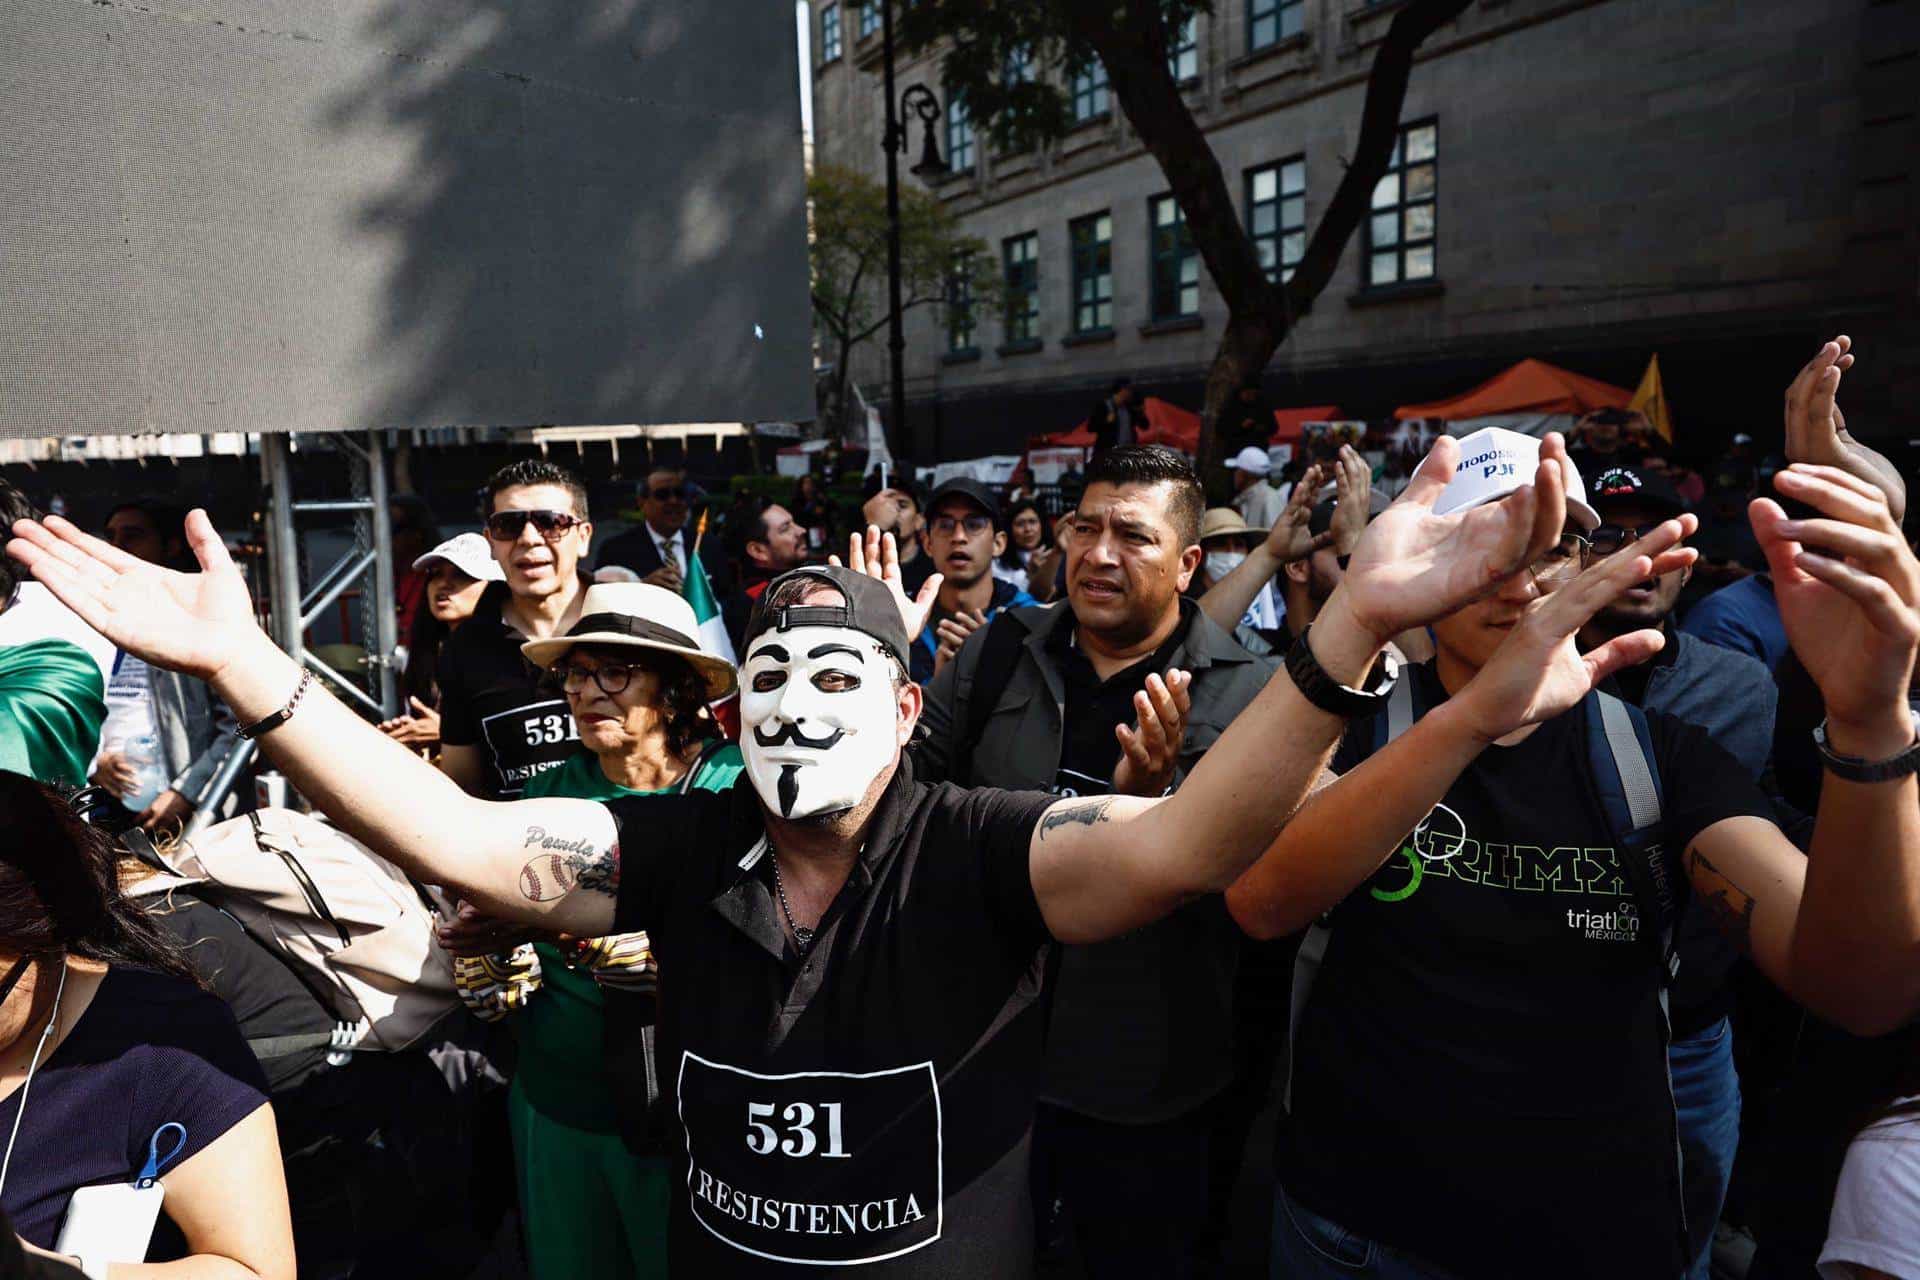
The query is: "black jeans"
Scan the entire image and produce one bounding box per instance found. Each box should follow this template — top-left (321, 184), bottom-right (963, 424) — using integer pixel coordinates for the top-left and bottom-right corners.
top-left (1032, 1102), bottom-right (1211, 1279)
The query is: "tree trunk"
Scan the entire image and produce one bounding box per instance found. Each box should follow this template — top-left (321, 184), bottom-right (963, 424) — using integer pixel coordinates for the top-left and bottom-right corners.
top-left (1071, 0), bottom-right (1470, 474)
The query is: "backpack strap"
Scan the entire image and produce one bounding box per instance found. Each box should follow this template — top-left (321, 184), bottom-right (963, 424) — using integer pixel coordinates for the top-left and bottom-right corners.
top-left (1287, 673), bottom-right (1420, 1112)
top-left (953, 612), bottom-right (1029, 787)
top-left (1583, 691), bottom-right (1678, 983)
top-left (680, 738), bottom-right (730, 795)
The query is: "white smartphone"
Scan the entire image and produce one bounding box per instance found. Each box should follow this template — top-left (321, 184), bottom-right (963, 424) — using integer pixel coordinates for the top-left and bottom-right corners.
top-left (54, 1182), bottom-right (165, 1263)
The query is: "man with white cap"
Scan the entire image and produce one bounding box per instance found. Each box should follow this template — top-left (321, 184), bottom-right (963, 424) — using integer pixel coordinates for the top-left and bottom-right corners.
top-left (23, 429), bottom-right (1920, 1276)
top-left (1228, 426), bottom-right (1920, 1280)
top-left (1228, 445), bottom-right (1285, 530)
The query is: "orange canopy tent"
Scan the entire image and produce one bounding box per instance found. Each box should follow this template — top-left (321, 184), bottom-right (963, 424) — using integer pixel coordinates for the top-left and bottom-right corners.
top-left (1032, 398), bottom-right (1344, 451)
top-left (1393, 358), bottom-right (1631, 421)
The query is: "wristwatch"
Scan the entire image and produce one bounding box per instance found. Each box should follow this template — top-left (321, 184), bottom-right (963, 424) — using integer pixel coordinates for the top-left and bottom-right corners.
top-left (1812, 710), bottom-right (1920, 783)
top-left (1284, 624), bottom-right (1398, 717)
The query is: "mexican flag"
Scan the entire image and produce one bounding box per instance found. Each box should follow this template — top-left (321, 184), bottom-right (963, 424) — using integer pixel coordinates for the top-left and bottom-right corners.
top-left (684, 541), bottom-right (740, 737)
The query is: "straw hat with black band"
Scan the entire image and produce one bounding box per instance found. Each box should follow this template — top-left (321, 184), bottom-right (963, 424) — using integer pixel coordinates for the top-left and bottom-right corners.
top-left (521, 583), bottom-right (737, 700)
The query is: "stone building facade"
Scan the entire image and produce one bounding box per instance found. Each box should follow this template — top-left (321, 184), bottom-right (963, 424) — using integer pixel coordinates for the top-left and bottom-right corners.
top-left (808, 0), bottom-right (1918, 461)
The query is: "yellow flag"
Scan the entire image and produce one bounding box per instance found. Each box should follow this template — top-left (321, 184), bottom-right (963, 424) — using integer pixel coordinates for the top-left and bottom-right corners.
top-left (1629, 353), bottom-right (1672, 443)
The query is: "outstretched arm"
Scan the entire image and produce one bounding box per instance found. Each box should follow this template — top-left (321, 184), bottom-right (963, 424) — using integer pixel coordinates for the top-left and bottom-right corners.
top-left (1197, 463), bottom-right (1326, 634)
top-left (7, 513), bottom-right (619, 937)
top-left (1784, 336), bottom-right (1905, 522)
top-left (1030, 434), bottom-right (1575, 943)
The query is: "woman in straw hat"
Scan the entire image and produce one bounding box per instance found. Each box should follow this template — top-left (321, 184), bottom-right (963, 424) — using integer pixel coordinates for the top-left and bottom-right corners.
top-left (454, 582), bottom-right (739, 1280)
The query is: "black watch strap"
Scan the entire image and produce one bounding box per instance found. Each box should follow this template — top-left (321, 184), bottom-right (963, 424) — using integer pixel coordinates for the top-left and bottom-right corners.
top-left (1813, 711), bottom-right (1920, 783)
top-left (1284, 624), bottom-right (1397, 717)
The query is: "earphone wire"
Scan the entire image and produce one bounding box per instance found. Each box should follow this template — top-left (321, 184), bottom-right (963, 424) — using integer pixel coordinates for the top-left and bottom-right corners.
top-left (0, 958), bottom-right (68, 1198)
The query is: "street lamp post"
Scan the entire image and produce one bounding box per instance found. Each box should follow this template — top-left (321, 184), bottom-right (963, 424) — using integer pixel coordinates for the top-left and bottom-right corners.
top-left (879, 0), bottom-right (944, 457)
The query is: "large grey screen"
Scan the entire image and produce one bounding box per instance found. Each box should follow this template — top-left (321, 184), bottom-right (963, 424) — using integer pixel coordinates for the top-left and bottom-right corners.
top-left (0, 0), bottom-right (811, 437)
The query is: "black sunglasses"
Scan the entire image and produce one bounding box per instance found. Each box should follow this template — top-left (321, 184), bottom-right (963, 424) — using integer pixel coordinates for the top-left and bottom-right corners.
top-left (1590, 522), bottom-right (1661, 557)
top-left (648, 486), bottom-right (687, 501)
top-left (485, 509), bottom-right (583, 542)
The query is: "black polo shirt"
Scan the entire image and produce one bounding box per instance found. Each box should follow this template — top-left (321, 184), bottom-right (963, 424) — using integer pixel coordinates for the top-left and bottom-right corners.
top-left (436, 578), bottom-right (587, 798)
top-left (605, 756), bottom-right (1056, 1276)
top-left (1046, 604), bottom-right (1191, 798)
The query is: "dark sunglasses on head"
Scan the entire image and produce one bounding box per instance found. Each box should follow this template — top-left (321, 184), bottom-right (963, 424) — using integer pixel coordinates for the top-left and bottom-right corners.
top-left (648, 486), bottom-right (687, 501)
top-left (485, 509), bottom-right (583, 541)
top-left (1589, 522), bottom-right (1661, 557)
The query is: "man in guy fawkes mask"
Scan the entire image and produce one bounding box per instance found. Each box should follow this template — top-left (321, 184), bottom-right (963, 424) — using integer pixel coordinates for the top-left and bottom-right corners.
top-left (739, 567), bottom-right (914, 824)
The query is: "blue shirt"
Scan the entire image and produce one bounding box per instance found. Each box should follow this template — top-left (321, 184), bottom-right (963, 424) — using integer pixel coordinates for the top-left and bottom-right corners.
top-left (912, 579), bottom-right (1037, 685)
top-left (1681, 574), bottom-right (1787, 671)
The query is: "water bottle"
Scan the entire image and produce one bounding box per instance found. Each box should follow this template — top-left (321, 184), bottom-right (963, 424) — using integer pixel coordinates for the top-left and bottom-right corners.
top-left (122, 733), bottom-right (167, 813)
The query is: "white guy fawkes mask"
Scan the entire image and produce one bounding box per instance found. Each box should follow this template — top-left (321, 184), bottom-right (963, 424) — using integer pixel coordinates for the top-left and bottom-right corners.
top-left (740, 625), bottom-right (900, 819)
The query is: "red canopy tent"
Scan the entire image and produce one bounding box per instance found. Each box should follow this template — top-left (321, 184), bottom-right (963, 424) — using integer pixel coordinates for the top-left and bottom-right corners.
top-left (1031, 398), bottom-right (1344, 452)
top-left (1393, 358), bottom-right (1631, 421)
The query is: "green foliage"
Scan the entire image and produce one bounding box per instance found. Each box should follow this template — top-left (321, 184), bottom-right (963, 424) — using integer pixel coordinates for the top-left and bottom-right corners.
top-left (897, 0), bottom-right (1211, 154)
top-left (808, 162), bottom-right (1001, 368)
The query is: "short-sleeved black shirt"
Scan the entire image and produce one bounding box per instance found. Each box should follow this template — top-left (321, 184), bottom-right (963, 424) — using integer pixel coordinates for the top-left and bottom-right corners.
top-left (605, 757), bottom-right (1056, 1276)
top-left (435, 578), bottom-right (587, 797)
top-left (1278, 663), bottom-right (1773, 1279)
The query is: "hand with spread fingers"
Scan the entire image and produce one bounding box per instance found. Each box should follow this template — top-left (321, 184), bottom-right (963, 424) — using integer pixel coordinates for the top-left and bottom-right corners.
top-left (8, 511), bottom-right (260, 682)
top-left (1754, 465), bottom-right (1920, 750)
top-left (1783, 336), bottom-right (1906, 521)
top-left (1452, 517), bottom-right (1700, 742)
top-left (1112, 670), bottom-right (1193, 798)
top-left (1264, 463), bottom-right (1328, 564)
top-left (831, 524), bottom-right (944, 642)
top-left (1330, 433), bottom-right (1570, 646)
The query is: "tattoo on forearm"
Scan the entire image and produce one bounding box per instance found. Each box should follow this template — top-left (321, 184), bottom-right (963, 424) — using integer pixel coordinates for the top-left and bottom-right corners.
top-left (518, 826), bottom-right (621, 902)
top-left (1039, 797), bottom-right (1115, 841)
top-left (1687, 848), bottom-right (1756, 955)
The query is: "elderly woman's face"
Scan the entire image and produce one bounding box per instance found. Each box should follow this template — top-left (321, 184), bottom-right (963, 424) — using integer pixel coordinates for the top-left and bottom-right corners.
top-left (555, 646), bottom-right (667, 758)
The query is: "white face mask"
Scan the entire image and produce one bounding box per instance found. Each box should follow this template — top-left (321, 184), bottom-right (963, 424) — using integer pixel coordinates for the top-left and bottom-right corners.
top-left (740, 625), bottom-right (900, 820)
top-left (1204, 550), bottom-right (1247, 583)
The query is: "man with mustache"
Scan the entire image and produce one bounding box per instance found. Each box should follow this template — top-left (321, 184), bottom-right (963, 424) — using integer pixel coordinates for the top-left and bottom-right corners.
top-left (15, 433), bottom-right (1742, 1277)
top-left (436, 460), bottom-right (593, 798)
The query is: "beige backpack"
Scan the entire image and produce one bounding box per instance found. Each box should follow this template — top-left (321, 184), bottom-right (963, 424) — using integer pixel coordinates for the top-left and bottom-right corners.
top-left (141, 808), bottom-right (458, 1054)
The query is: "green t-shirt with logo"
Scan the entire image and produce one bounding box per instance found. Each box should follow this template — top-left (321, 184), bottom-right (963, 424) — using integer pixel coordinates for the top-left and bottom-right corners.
top-left (515, 741), bottom-right (743, 1130)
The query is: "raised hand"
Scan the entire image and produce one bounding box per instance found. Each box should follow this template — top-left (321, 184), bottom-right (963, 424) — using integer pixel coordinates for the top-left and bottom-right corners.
top-left (932, 609), bottom-right (986, 677)
top-left (1452, 517), bottom-right (1700, 742)
top-left (1112, 670), bottom-right (1192, 797)
top-left (8, 511), bottom-right (261, 682)
top-left (1264, 463), bottom-right (1328, 564)
top-left (1328, 446), bottom-right (1372, 558)
top-left (1784, 336), bottom-right (1906, 521)
top-left (1754, 465), bottom-right (1920, 746)
top-left (831, 525), bottom-right (944, 642)
top-left (1332, 434), bottom-right (1569, 644)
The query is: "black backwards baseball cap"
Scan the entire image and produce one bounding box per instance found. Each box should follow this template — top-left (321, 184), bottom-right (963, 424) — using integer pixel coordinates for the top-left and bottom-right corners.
top-left (925, 476), bottom-right (1004, 529)
top-left (743, 565), bottom-right (912, 670)
top-left (1589, 466), bottom-right (1685, 520)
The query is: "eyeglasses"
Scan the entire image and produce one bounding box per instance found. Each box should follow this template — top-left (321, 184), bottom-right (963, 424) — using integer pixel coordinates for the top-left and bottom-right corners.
top-left (485, 509), bottom-right (583, 542)
top-left (929, 513), bottom-right (993, 537)
top-left (1526, 532), bottom-right (1592, 586)
top-left (648, 486), bottom-right (687, 501)
top-left (553, 659), bottom-right (639, 696)
top-left (1589, 523), bottom-right (1660, 558)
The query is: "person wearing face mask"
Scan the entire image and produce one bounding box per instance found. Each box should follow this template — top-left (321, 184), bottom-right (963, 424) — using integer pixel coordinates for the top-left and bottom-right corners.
top-left (379, 532), bottom-right (503, 758)
top-left (1193, 508), bottom-right (1280, 638)
top-left (14, 429), bottom-right (1698, 1277)
top-left (436, 461), bottom-right (595, 799)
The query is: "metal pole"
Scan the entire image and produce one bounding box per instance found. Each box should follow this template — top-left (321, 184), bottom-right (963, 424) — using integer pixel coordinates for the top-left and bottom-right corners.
top-left (366, 429), bottom-right (399, 718)
top-left (881, 0), bottom-right (907, 456)
top-left (183, 738), bottom-right (257, 837)
top-left (262, 433), bottom-right (303, 659)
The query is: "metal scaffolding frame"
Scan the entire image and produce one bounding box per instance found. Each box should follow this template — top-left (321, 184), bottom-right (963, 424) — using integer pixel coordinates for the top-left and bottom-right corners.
top-left (184, 429), bottom-right (399, 834)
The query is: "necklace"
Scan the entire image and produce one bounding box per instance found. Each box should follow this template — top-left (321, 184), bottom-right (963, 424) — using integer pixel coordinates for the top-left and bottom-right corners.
top-left (769, 856), bottom-right (815, 953)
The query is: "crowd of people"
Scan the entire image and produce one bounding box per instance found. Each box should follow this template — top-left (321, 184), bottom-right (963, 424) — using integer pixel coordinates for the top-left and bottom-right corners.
top-left (1, 336), bottom-right (1918, 1280)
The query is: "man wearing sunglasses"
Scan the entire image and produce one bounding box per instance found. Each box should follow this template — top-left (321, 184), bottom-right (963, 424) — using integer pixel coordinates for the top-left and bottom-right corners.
top-left (1578, 463), bottom-right (1780, 1280)
top-left (436, 460), bottom-right (594, 798)
top-left (910, 478), bottom-right (1036, 685)
top-left (596, 465), bottom-right (702, 594)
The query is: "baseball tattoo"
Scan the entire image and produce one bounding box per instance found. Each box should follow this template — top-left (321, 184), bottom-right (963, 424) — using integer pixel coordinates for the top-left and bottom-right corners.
top-left (517, 826), bottom-right (620, 902)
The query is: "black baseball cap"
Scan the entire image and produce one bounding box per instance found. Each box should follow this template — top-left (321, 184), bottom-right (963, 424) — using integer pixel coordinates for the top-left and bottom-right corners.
top-left (1588, 466), bottom-right (1685, 520)
top-left (925, 476), bottom-right (1003, 529)
top-left (744, 565), bottom-right (911, 670)
top-left (1308, 487), bottom-right (1391, 538)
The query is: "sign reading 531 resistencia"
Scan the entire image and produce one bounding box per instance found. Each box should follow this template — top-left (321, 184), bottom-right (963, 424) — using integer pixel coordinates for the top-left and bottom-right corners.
top-left (678, 1053), bottom-right (943, 1266)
